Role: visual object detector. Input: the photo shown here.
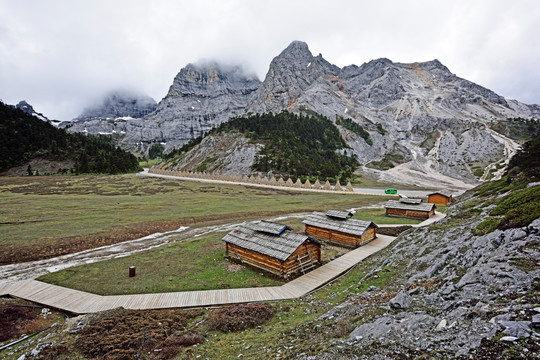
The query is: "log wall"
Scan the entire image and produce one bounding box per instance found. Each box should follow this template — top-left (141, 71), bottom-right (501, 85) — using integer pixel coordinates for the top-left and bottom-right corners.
top-left (428, 194), bottom-right (451, 206)
top-left (225, 241), bottom-right (320, 278)
top-left (385, 207), bottom-right (432, 219)
top-left (305, 225), bottom-right (377, 248)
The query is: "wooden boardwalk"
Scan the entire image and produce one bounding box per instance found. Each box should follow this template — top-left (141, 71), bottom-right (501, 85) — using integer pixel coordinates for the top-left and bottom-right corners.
top-left (0, 235), bottom-right (395, 314)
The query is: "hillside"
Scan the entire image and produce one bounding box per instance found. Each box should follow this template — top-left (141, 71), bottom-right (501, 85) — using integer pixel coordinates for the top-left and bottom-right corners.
top-left (0, 101), bottom-right (141, 175)
top-left (160, 111), bottom-right (359, 181)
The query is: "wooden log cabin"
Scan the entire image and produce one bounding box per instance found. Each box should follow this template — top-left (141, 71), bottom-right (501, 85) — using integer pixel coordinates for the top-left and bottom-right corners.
top-left (427, 191), bottom-right (453, 206)
top-left (302, 210), bottom-right (378, 248)
top-left (384, 198), bottom-right (436, 219)
top-left (222, 221), bottom-right (321, 279)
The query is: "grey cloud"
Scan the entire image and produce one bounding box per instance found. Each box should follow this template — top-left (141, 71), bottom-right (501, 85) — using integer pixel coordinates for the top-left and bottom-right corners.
top-left (0, 0), bottom-right (538, 121)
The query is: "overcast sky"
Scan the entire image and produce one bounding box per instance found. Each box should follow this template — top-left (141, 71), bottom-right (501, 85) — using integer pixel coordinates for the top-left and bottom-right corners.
top-left (1, 0), bottom-right (539, 121)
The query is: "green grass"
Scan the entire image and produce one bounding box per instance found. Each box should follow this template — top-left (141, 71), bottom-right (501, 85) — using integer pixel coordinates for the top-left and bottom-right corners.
top-left (138, 158), bottom-right (159, 168)
top-left (353, 208), bottom-right (423, 225)
top-left (0, 174), bottom-right (387, 263)
top-left (38, 232), bottom-right (285, 295)
top-left (474, 184), bottom-right (540, 234)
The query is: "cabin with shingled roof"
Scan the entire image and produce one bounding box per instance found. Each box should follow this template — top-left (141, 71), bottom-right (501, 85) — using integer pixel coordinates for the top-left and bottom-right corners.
top-left (428, 191), bottom-right (453, 206)
top-left (384, 198), bottom-right (436, 219)
top-left (222, 220), bottom-right (321, 279)
top-left (302, 210), bottom-right (378, 248)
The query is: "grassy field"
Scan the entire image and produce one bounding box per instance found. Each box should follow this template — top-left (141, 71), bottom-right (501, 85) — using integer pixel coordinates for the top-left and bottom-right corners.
top-left (352, 208), bottom-right (423, 225)
top-left (0, 174), bottom-right (389, 264)
top-left (38, 232), bottom-right (286, 295)
top-left (37, 207), bottom-right (421, 295)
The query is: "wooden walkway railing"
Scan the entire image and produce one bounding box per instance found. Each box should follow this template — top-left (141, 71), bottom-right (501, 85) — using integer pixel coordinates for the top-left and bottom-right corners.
top-left (0, 235), bottom-right (395, 314)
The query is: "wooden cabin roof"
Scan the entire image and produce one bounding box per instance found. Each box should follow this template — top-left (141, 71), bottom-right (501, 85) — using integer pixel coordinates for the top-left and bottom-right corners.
top-left (325, 209), bottom-right (353, 220)
top-left (398, 198), bottom-right (423, 205)
top-left (428, 191), bottom-right (453, 198)
top-left (251, 220), bottom-right (292, 235)
top-left (384, 200), bottom-right (435, 212)
top-left (302, 211), bottom-right (378, 236)
top-left (222, 221), bottom-right (312, 261)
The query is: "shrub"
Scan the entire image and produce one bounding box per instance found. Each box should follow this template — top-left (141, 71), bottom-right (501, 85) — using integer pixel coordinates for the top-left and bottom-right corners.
top-left (153, 333), bottom-right (205, 359)
top-left (0, 304), bottom-right (37, 341)
top-left (207, 303), bottom-right (275, 332)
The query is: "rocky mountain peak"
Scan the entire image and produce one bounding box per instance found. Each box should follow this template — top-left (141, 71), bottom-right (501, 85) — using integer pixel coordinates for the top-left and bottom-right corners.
top-left (11, 100), bottom-right (52, 123)
top-left (417, 59), bottom-right (450, 72)
top-left (277, 40), bottom-right (313, 62)
top-left (14, 100), bottom-right (36, 114)
top-left (167, 61), bottom-right (260, 98)
top-left (247, 40), bottom-right (339, 113)
top-left (74, 90), bottom-right (157, 121)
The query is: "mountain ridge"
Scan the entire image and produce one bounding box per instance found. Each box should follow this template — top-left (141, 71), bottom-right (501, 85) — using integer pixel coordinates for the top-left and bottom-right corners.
top-left (67, 41), bottom-right (539, 189)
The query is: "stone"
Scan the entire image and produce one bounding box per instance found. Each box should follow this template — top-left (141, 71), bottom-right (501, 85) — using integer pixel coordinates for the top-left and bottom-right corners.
top-left (499, 336), bottom-right (519, 342)
top-left (531, 314), bottom-right (540, 328)
top-left (30, 342), bottom-right (53, 357)
top-left (498, 320), bottom-right (532, 338)
top-left (435, 319), bottom-right (447, 331)
top-left (389, 291), bottom-right (412, 310)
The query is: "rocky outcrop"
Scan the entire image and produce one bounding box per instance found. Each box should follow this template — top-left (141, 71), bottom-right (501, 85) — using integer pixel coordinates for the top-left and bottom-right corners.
top-left (162, 132), bottom-right (262, 175)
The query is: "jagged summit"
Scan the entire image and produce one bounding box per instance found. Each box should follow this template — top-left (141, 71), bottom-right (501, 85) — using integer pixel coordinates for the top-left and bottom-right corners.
top-left (166, 61), bottom-right (259, 98)
top-left (248, 41), bottom-right (339, 113)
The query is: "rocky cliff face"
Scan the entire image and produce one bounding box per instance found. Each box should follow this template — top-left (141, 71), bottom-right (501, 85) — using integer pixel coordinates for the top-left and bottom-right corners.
top-left (117, 62), bottom-right (261, 153)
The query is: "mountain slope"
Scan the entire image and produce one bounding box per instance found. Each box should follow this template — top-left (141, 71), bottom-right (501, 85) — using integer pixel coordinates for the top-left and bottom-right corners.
top-left (0, 101), bottom-right (140, 175)
top-left (161, 112), bottom-right (358, 180)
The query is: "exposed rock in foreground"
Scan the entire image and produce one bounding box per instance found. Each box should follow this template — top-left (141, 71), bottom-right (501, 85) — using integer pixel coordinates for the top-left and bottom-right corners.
top-left (309, 190), bottom-right (540, 358)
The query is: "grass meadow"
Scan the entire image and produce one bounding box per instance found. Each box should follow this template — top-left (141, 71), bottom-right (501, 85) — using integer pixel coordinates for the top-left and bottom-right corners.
top-left (0, 174), bottom-right (389, 264)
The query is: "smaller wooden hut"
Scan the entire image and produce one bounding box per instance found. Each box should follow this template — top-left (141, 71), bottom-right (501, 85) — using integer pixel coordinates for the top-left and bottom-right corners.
top-left (428, 191), bottom-right (453, 206)
top-left (302, 210), bottom-right (378, 248)
top-left (222, 221), bottom-right (320, 279)
top-left (384, 198), bottom-right (436, 219)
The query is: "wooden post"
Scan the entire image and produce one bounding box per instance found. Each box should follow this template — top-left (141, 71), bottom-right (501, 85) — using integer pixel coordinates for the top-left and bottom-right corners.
top-left (129, 266), bottom-right (136, 277)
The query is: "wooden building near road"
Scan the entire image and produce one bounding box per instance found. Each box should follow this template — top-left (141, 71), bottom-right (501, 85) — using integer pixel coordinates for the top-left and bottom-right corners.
top-left (428, 191), bottom-right (453, 206)
top-left (222, 221), bottom-right (321, 279)
top-left (384, 198), bottom-right (436, 219)
top-left (302, 210), bottom-right (378, 248)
